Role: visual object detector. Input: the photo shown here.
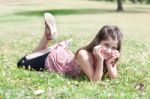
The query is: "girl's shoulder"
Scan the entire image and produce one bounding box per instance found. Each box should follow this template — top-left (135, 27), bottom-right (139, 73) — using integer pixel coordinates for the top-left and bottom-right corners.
top-left (76, 49), bottom-right (89, 58)
top-left (75, 49), bottom-right (92, 63)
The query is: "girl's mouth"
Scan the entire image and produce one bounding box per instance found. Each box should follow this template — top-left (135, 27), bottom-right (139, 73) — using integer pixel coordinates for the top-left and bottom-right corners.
top-left (100, 49), bottom-right (112, 59)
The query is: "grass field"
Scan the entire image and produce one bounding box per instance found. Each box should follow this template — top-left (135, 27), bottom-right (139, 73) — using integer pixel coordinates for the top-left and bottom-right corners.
top-left (0, 0), bottom-right (150, 98)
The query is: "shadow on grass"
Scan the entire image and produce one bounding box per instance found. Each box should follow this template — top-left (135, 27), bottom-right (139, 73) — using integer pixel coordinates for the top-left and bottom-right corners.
top-left (64, 74), bottom-right (88, 82)
top-left (15, 8), bottom-right (114, 16)
top-left (15, 8), bottom-right (150, 16)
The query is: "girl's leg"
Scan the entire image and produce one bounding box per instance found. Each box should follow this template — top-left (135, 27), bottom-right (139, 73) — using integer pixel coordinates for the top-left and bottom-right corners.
top-left (17, 52), bottom-right (49, 71)
top-left (26, 46), bottom-right (52, 60)
top-left (33, 13), bottom-right (57, 52)
top-left (27, 38), bottom-right (73, 60)
top-left (17, 32), bottom-right (51, 70)
top-left (17, 13), bottom-right (57, 70)
top-left (32, 32), bottom-right (49, 52)
top-left (17, 40), bottom-right (73, 70)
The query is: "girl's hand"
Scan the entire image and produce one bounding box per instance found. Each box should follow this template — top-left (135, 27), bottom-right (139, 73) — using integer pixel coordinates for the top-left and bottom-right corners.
top-left (93, 45), bottom-right (104, 61)
top-left (106, 50), bottom-right (120, 65)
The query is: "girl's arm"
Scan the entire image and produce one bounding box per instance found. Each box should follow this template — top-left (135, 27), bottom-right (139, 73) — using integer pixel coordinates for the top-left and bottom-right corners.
top-left (92, 45), bottom-right (105, 81)
top-left (75, 50), bottom-right (94, 81)
top-left (75, 46), bottom-right (104, 82)
top-left (106, 50), bottom-right (120, 79)
top-left (92, 59), bottom-right (104, 81)
top-left (106, 64), bottom-right (118, 79)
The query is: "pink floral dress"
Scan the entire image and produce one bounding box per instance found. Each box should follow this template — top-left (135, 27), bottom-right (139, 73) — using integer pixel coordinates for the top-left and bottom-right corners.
top-left (44, 40), bottom-right (84, 77)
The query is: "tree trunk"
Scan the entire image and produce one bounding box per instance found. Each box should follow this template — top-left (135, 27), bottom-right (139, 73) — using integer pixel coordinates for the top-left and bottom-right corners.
top-left (131, 0), bottom-right (138, 4)
top-left (117, 0), bottom-right (124, 12)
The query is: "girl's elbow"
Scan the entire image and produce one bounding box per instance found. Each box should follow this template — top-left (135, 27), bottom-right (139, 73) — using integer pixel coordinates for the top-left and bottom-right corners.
top-left (86, 72), bottom-right (103, 82)
top-left (92, 77), bottom-right (102, 82)
top-left (91, 74), bottom-right (103, 82)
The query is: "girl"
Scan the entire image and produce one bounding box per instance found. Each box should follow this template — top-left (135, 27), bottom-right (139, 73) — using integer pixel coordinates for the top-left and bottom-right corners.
top-left (17, 13), bottom-right (123, 81)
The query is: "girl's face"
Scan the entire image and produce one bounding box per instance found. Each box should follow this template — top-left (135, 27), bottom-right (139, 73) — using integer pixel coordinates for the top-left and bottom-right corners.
top-left (99, 37), bottom-right (118, 59)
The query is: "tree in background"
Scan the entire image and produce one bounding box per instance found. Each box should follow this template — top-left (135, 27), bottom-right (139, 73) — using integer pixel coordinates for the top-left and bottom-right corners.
top-left (130, 0), bottom-right (138, 3)
top-left (146, 0), bottom-right (150, 4)
top-left (117, 0), bottom-right (124, 11)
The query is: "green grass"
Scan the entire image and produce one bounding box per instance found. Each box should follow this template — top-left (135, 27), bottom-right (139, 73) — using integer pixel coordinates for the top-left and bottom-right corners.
top-left (0, 0), bottom-right (150, 98)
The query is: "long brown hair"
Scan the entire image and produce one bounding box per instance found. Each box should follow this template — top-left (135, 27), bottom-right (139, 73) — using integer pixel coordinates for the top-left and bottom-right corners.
top-left (75, 25), bottom-right (123, 74)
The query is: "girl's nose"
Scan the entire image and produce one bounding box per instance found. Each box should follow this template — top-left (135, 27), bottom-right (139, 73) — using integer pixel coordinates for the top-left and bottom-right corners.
top-left (106, 48), bottom-right (112, 54)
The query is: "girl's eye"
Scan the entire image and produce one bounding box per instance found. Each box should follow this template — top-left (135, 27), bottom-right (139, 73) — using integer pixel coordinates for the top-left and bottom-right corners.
top-left (112, 47), bottom-right (117, 50)
top-left (105, 43), bottom-right (110, 47)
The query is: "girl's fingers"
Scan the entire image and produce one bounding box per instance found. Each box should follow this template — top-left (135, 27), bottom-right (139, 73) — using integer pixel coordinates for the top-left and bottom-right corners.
top-left (97, 45), bottom-right (103, 49)
top-left (95, 45), bottom-right (104, 53)
top-left (115, 52), bottom-right (120, 58)
top-left (98, 46), bottom-right (106, 53)
top-left (112, 53), bottom-right (119, 59)
top-left (107, 56), bottom-right (115, 62)
top-left (112, 50), bottom-right (120, 58)
top-left (112, 54), bottom-right (117, 59)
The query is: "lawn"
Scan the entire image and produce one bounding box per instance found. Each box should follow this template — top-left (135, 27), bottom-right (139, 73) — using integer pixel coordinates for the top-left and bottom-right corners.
top-left (0, 0), bottom-right (150, 98)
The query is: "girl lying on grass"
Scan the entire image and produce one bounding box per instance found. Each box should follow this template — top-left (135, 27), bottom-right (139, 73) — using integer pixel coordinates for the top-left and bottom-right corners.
top-left (17, 13), bottom-right (123, 82)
